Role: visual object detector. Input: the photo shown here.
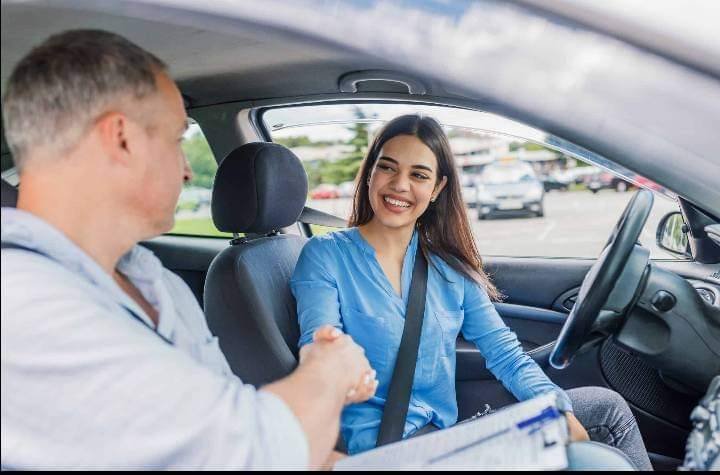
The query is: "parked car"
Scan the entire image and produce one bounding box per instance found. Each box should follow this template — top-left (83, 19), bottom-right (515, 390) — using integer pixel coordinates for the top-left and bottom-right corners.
top-left (583, 170), bottom-right (631, 193)
top-left (539, 171), bottom-right (570, 192)
top-left (460, 173), bottom-right (478, 208)
top-left (567, 166), bottom-right (600, 185)
top-left (633, 175), bottom-right (666, 194)
top-left (309, 183), bottom-right (340, 199)
top-left (476, 161), bottom-right (544, 219)
top-left (2, 0), bottom-right (719, 470)
top-left (176, 186), bottom-right (211, 212)
top-left (337, 180), bottom-right (356, 198)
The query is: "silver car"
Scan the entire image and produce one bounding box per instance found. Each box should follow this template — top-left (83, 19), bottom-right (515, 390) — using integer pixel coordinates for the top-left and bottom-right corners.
top-left (476, 162), bottom-right (544, 219)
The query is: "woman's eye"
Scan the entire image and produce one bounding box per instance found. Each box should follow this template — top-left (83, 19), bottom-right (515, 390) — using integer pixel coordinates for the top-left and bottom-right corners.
top-left (413, 172), bottom-right (430, 180)
top-left (377, 164), bottom-right (394, 172)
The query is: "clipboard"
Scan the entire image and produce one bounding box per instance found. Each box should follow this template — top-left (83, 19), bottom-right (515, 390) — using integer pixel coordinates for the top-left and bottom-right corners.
top-left (334, 393), bottom-right (569, 470)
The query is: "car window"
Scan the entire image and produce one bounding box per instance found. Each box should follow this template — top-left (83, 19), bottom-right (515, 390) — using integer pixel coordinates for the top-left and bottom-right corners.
top-left (263, 103), bottom-right (684, 260)
top-left (168, 120), bottom-right (230, 238)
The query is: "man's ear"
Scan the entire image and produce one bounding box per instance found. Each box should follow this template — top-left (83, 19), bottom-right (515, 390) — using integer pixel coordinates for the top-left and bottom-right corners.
top-left (96, 112), bottom-right (132, 164)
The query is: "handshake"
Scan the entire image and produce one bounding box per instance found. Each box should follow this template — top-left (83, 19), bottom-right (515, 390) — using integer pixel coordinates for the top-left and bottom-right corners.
top-left (299, 325), bottom-right (379, 405)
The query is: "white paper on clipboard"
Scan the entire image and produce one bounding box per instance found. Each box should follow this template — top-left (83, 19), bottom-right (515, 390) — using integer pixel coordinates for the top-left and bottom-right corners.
top-left (334, 393), bottom-right (568, 471)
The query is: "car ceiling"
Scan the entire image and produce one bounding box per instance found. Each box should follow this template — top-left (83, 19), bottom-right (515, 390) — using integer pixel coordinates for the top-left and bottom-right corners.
top-left (0, 3), bottom-right (449, 106)
top-left (0, 1), bottom-right (455, 163)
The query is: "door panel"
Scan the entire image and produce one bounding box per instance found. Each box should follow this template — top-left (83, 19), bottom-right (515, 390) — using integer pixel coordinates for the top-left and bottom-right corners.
top-left (483, 257), bottom-right (593, 308)
top-left (495, 302), bottom-right (566, 348)
top-left (458, 255), bottom-right (692, 466)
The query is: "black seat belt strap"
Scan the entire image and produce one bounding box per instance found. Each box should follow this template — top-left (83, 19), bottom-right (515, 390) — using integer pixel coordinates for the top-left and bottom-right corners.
top-left (1, 241), bottom-right (173, 346)
top-left (376, 243), bottom-right (428, 446)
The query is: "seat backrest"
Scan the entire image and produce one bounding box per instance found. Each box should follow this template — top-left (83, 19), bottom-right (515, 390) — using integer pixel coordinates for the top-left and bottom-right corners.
top-left (1, 178), bottom-right (18, 207)
top-left (204, 142), bottom-right (309, 386)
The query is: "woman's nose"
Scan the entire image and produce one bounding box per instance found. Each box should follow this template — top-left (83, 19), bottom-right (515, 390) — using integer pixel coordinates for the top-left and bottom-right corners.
top-left (389, 172), bottom-right (410, 191)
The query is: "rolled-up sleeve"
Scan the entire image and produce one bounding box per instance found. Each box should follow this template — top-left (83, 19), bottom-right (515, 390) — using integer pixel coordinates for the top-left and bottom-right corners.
top-left (460, 277), bottom-right (573, 413)
top-left (290, 238), bottom-right (344, 348)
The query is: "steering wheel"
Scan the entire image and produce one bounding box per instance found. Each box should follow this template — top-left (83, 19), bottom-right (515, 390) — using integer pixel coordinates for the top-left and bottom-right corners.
top-left (549, 189), bottom-right (654, 369)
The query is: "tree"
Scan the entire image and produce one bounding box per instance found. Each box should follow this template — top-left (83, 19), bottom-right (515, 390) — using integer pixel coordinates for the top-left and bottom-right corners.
top-left (275, 135), bottom-right (312, 148)
top-left (182, 133), bottom-right (217, 189)
top-left (315, 106), bottom-right (369, 185)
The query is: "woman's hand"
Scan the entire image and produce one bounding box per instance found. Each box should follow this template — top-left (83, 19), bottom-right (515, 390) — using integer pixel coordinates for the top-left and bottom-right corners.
top-left (345, 369), bottom-right (378, 404)
top-left (309, 326), bottom-right (378, 405)
top-left (565, 412), bottom-right (590, 442)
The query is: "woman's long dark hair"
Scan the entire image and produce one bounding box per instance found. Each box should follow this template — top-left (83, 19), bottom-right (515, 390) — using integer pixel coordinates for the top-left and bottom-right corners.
top-left (349, 114), bottom-right (501, 300)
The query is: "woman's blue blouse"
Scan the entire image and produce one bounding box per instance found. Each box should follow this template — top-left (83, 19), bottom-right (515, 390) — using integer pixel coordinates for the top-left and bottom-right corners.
top-left (290, 227), bottom-right (572, 455)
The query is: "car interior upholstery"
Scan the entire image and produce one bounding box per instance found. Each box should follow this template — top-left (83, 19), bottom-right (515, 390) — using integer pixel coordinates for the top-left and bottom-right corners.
top-left (204, 142), bottom-right (309, 386)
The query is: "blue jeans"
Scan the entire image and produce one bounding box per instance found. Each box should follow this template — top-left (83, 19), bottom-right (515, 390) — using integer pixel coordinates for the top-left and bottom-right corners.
top-left (566, 387), bottom-right (652, 471)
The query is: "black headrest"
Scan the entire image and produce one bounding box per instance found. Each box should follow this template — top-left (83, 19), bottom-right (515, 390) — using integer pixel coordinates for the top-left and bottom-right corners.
top-left (1, 178), bottom-right (18, 207)
top-left (211, 142), bottom-right (308, 234)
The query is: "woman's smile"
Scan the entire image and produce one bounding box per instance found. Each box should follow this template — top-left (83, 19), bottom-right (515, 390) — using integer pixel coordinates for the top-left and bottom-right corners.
top-left (382, 194), bottom-right (414, 213)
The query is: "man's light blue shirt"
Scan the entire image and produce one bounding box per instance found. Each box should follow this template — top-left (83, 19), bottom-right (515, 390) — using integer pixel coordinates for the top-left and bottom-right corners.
top-left (1, 208), bottom-right (309, 469)
top-left (291, 227), bottom-right (572, 455)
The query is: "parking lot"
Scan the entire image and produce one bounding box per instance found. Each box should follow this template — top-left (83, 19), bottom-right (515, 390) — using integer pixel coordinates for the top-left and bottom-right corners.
top-left (307, 189), bottom-right (681, 259)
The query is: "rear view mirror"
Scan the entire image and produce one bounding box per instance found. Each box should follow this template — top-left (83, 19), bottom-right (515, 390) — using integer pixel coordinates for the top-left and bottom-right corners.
top-left (656, 212), bottom-right (691, 257)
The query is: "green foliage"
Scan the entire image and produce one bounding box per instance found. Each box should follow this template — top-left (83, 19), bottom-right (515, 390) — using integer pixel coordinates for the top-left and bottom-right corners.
top-left (522, 142), bottom-right (546, 152)
top-left (310, 224), bottom-right (342, 235)
top-left (510, 141), bottom-right (549, 152)
top-left (182, 134), bottom-right (216, 189)
top-left (318, 156), bottom-right (363, 185)
top-left (303, 161), bottom-right (323, 190)
top-left (275, 135), bottom-right (313, 148)
top-left (275, 135), bottom-right (335, 148)
top-left (170, 217), bottom-right (232, 238)
top-left (313, 107), bottom-right (369, 186)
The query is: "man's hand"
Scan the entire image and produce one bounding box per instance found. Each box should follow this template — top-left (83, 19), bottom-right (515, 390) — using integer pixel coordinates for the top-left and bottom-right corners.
top-left (300, 325), bottom-right (378, 405)
top-left (566, 412), bottom-right (590, 442)
top-left (298, 325), bottom-right (377, 404)
top-left (264, 326), bottom-right (375, 468)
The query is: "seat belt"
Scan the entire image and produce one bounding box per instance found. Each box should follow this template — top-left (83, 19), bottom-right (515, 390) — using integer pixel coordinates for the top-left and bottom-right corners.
top-left (376, 243), bottom-right (428, 446)
top-left (1, 241), bottom-right (173, 346)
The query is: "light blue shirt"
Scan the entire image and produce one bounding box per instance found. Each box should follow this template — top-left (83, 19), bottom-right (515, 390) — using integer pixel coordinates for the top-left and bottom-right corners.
top-left (1, 208), bottom-right (308, 469)
top-left (291, 227), bottom-right (572, 455)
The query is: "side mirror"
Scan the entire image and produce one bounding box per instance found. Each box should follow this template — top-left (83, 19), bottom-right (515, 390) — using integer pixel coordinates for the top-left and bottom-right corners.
top-left (656, 211), bottom-right (691, 257)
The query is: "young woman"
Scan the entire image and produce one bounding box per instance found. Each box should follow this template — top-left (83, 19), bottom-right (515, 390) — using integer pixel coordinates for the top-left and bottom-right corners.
top-left (291, 115), bottom-right (651, 470)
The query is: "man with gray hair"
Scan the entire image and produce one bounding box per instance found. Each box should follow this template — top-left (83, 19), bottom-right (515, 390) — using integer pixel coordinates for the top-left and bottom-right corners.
top-left (1, 29), bottom-right (376, 469)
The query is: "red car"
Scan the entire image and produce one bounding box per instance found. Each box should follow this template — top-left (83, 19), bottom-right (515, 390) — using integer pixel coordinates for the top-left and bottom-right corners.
top-left (310, 184), bottom-right (340, 199)
top-left (583, 171), bottom-right (631, 193)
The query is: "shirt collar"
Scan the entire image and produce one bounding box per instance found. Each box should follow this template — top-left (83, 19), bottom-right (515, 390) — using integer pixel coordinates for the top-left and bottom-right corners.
top-left (348, 226), bottom-right (419, 257)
